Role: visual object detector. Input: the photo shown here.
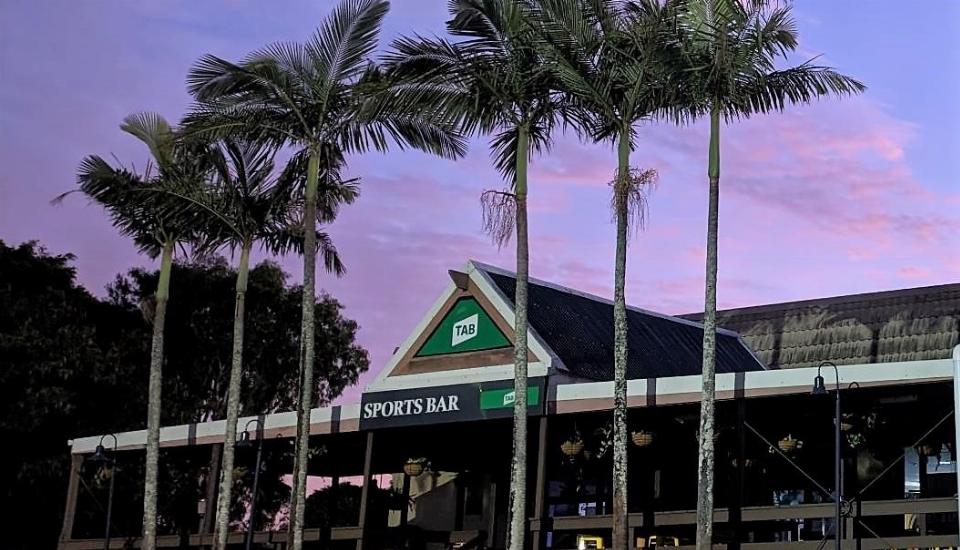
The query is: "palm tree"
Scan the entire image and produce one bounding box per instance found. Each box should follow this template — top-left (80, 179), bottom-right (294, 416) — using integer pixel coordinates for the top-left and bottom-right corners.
top-left (183, 1), bottom-right (465, 546)
top-left (164, 139), bottom-right (357, 550)
top-left (536, 1), bottom-right (673, 546)
top-left (671, 1), bottom-right (865, 547)
top-left (385, 2), bottom-right (564, 547)
top-left (63, 113), bottom-right (210, 550)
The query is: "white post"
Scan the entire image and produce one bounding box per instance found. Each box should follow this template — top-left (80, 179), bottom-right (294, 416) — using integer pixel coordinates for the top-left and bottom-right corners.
top-left (953, 344), bottom-right (960, 541)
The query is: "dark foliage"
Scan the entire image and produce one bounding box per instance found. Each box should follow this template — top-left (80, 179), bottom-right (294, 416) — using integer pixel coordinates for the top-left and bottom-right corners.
top-left (0, 240), bottom-right (369, 549)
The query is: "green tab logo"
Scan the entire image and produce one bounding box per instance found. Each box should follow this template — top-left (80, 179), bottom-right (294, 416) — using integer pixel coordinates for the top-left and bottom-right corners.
top-left (416, 297), bottom-right (510, 357)
top-left (452, 314), bottom-right (478, 346)
top-left (479, 386), bottom-right (540, 410)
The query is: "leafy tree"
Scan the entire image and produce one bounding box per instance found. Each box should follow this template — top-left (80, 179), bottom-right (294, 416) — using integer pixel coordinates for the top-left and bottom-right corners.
top-left (385, 1), bottom-right (565, 546)
top-left (0, 241), bottom-right (147, 550)
top-left (0, 240), bottom-right (369, 549)
top-left (183, 1), bottom-right (465, 544)
top-left (536, 1), bottom-right (672, 545)
top-left (63, 113), bottom-right (214, 549)
top-left (109, 257), bottom-right (369, 424)
top-left (670, 2), bottom-right (865, 546)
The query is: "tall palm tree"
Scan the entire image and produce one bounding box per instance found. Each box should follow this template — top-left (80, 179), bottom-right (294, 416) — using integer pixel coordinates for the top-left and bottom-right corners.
top-left (163, 139), bottom-right (357, 550)
top-left (183, 1), bottom-right (465, 546)
top-left (671, 1), bottom-right (865, 547)
top-left (386, 2), bottom-right (564, 547)
top-left (63, 113), bottom-right (210, 550)
top-left (536, 1), bottom-right (673, 546)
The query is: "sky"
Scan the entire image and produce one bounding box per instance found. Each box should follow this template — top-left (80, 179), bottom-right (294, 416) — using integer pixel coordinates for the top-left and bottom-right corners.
top-left (2, 1), bottom-right (959, 404)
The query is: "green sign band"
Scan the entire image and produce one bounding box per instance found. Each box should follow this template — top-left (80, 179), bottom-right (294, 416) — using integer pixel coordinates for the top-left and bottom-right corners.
top-left (479, 386), bottom-right (540, 410)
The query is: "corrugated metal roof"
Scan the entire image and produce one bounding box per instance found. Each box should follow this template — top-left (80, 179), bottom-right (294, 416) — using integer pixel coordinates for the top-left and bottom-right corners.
top-left (480, 267), bottom-right (767, 381)
top-left (681, 283), bottom-right (960, 369)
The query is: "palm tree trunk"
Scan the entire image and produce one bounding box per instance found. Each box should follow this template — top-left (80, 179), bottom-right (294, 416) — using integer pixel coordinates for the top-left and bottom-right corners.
top-left (213, 242), bottom-right (252, 550)
top-left (612, 130), bottom-right (630, 550)
top-left (695, 107), bottom-right (721, 550)
top-left (507, 124), bottom-right (530, 550)
top-left (290, 149), bottom-right (320, 550)
top-left (142, 239), bottom-right (174, 550)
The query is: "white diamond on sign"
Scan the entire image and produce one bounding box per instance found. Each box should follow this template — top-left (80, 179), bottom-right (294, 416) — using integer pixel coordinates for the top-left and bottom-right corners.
top-left (502, 390), bottom-right (516, 406)
top-left (451, 314), bottom-right (479, 347)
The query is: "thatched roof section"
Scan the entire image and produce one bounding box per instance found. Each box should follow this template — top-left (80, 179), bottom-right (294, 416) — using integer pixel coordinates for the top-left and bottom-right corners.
top-left (681, 283), bottom-right (960, 369)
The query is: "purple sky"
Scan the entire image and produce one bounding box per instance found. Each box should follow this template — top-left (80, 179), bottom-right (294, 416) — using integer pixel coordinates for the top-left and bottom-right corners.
top-left (2, 1), bottom-right (959, 404)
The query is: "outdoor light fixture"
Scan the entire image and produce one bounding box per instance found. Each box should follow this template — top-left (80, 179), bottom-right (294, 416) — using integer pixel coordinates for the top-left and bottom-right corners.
top-left (85, 434), bottom-right (118, 550)
top-left (239, 418), bottom-right (265, 550)
top-left (812, 374), bottom-right (827, 395)
top-left (812, 361), bottom-right (842, 550)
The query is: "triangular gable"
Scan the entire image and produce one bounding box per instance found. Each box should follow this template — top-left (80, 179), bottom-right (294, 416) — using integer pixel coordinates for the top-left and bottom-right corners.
top-left (415, 296), bottom-right (510, 357)
top-left (365, 261), bottom-right (557, 392)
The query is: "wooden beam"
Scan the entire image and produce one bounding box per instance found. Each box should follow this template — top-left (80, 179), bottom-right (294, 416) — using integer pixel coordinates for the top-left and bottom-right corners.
top-left (58, 526), bottom-right (365, 549)
top-left (58, 454), bottom-right (83, 546)
top-left (355, 431), bottom-right (375, 550)
top-left (529, 497), bottom-right (959, 532)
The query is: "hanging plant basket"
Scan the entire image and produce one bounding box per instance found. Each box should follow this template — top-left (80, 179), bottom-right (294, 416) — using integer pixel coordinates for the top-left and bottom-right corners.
top-left (561, 439), bottom-right (584, 457)
top-left (777, 434), bottom-right (802, 454)
top-left (403, 458), bottom-right (427, 477)
top-left (631, 430), bottom-right (654, 447)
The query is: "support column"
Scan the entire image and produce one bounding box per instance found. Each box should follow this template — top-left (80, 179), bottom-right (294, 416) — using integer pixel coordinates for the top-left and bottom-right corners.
top-left (356, 431), bottom-right (375, 550)
top-left (200, 442), bottom-right (223, 547)
top-left (730, 398), bottom-right (746, 550)
top-left (531, 416), bottom-right (550, 550)
top-left (323, 475), bottom-right (339, 547)
top-left (952, 344), bottom-right (960, 542)
top-left (59, 454), bottom-right (83, 546)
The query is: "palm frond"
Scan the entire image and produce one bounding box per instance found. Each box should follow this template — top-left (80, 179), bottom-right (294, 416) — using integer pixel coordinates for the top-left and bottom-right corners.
top-left (121, 112), bottom-right (176, 172)
top-left (307, 0), bottom-right (390, 86)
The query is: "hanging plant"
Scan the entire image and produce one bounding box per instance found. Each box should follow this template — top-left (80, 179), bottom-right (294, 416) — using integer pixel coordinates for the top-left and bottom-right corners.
top-left (846, 432), bottom-right (866, 449)
top-left (631, 430), bottom-right (654, 447)
top-left (403, 457), bottom-right (428, 477)
top-left (776, 434), bottom-right (803, 454)
top-left (561, 436), bottom-right (585, 457)
top-left (593, 422), bottom-right (613, 459)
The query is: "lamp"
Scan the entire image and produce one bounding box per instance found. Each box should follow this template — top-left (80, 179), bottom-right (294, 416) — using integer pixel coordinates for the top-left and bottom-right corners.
top-left (812, 362), bottom-right (842, 550)
top-left (85, 434), bottom-right (118, 550)
top-left (811, 374), bottom-right (827, 395)
top-left (236, 429), bottom-right (253, 449)
top-left (239, 418), bottom-right (265, 550)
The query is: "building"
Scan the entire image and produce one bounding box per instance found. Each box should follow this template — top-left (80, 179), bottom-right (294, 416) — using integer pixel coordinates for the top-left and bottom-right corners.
top-left (59, 261), bottom-right (960, 549)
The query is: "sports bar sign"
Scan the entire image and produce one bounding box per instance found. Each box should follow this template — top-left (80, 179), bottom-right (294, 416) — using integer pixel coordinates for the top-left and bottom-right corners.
top-left (359, 378), bottom-right (545, 430)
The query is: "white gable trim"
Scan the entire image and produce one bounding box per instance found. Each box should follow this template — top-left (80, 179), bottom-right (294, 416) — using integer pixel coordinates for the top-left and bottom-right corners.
top-left (467, 260), bottom-right (560, 372)
top-left (366, 280), bottom-right (459, 389)
top-left (364, 261), bottom-right (563, 393)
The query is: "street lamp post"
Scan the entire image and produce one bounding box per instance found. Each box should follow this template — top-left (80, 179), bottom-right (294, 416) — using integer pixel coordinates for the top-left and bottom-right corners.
top-left (87, 434), bottom-right (118, 550)
top-left (812, 362), bottom-right (842, 550)
top-left (237, 419), bottom-right (265, 550)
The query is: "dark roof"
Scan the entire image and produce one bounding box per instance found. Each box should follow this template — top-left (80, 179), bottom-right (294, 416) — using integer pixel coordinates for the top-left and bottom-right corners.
top-left (478, 265), bottom-right (766, 381)
top-left (681, 283), bottom-right (960, 369)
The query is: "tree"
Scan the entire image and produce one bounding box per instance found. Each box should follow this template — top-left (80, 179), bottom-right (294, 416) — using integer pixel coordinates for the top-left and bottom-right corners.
top-left (63, 113), bottom-right (213, 549)
top-left (536, 2), bottom-right (672, 546)
top-left (110, 258), bottom-right (370, 537)
top-left (0, 240), bottom-right (369, 548)
top-left (385, 2), bottom-right (565, 547)
top-left (183, 3), bottom-right (464, 544)
top-left (171, 139), bottom-right (358, 550)
top-left (671, 1), bottom-right (865, 546)
top-left (0, 241), bottom-right (147, 550)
